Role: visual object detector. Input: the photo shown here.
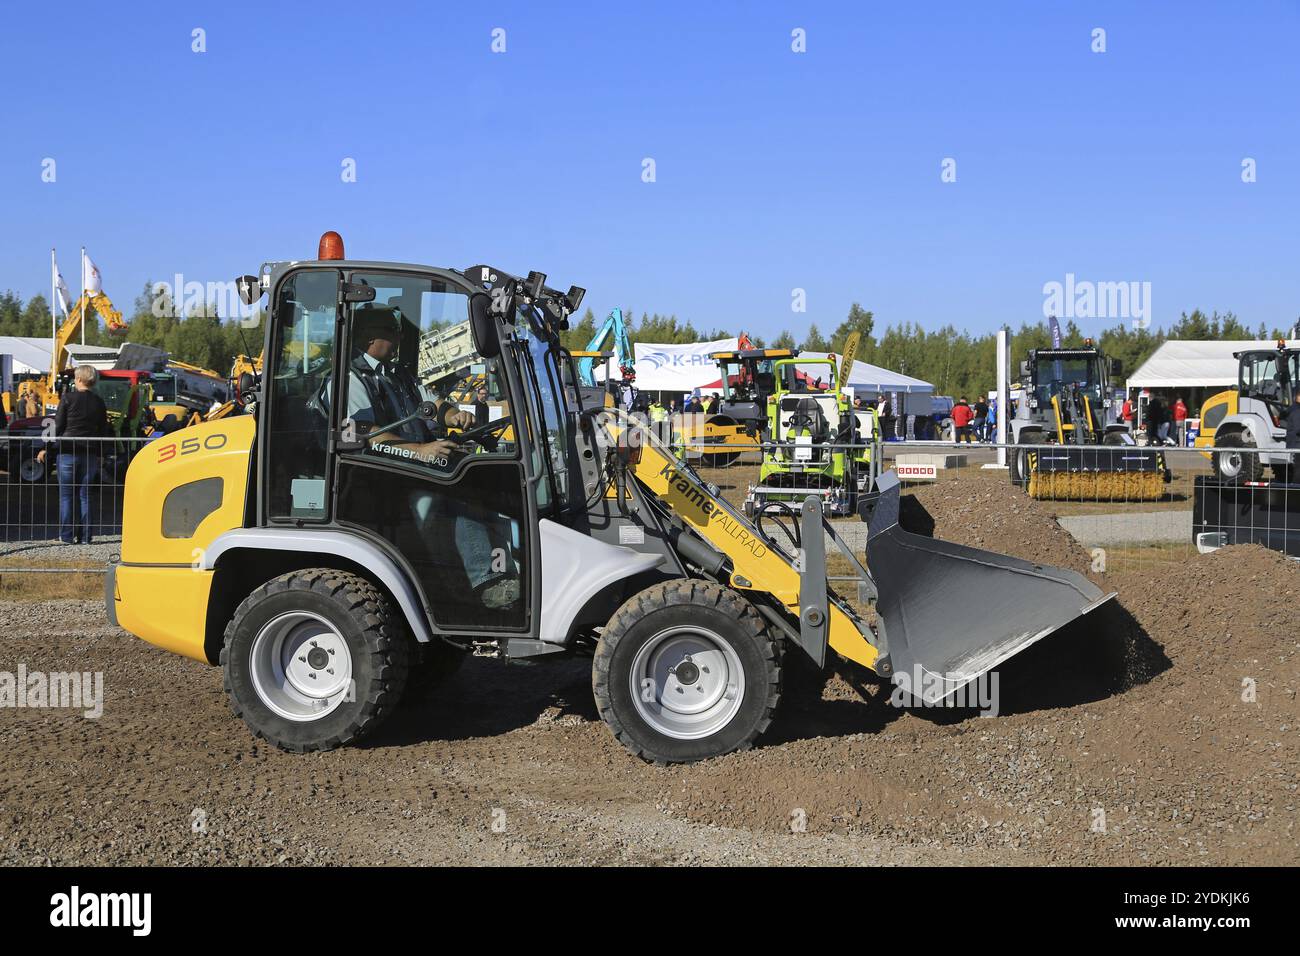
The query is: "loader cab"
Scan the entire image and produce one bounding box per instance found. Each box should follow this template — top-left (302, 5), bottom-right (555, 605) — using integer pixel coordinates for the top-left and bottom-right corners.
top-left (254, 258), bottom-right (578, 635)
top-left (1237, 347), bottom-right (1298, 417)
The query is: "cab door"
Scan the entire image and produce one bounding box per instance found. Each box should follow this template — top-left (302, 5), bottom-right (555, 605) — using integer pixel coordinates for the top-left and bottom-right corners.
top-left (329, 271), bottom-right (535, 636)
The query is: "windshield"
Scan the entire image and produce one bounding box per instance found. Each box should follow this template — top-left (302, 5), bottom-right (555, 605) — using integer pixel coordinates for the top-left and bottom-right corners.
top-left (1240, 350), bottom-right (1298, 408)
top-left (780, 361), bottom-right (836, 393)
top-left (149, 374), bottom-right (177, 403)
top-left (720, 357), bottom-right (775, 401)
top-left (515, 305), bottom-right (571, 514)
top-left (96, 379), bottom-right (134, 410)
top-left (1033, 357), bottom-right (1099, 406)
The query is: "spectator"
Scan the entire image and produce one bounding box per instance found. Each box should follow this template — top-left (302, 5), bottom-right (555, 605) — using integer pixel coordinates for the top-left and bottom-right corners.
top-left (1172, 395), bottom-right (1188, 445)
top-left (987, 396), bottom-right (998, 442)
top-left (1121, 393), bottom-right (1135, 425)
top-left (972, 396), bottom-right (990, 442)
top-left (35, 365), bottom-right (108, 545)
top-left (1147, 396), bottom-right (1169, 445)
top-left (473, 384), bottom-right (491, 427)
top-left (952, 396), bottom-right (975, 444)
top-left (705, 393), bottom-right (721, 414)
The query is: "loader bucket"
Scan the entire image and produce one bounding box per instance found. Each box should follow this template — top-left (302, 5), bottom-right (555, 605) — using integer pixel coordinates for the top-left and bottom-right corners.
top-left (863, 471), bottom-right (1116, 704)
top-left (1027, 446), bottom-right (1166, 502)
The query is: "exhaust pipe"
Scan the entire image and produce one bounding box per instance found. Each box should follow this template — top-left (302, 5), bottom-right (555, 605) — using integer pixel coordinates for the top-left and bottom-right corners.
top-left (863, 472), bottom-right (1116, 704)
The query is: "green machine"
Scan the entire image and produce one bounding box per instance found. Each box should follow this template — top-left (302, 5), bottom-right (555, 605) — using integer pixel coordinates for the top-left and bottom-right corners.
top-left (743, 356), bottom-right (877, 518)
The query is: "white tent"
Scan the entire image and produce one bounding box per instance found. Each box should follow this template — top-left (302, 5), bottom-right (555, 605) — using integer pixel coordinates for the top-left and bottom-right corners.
top-left (795, 351), bottom-right (934, 394)
top-left (1127, 339), bottom-right (1299, 390)
top-left (0, 336), bottom-right (120, 375)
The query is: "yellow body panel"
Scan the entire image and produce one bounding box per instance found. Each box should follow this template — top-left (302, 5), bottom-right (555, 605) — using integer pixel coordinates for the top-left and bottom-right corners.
top-left (115, 565), bottom-right (215, 662)
top-left (121, 415), bottom-right (255, 566)
top-left (629, 435), bottom-right (879, 671)
top-left (1194, 389), bottom-right (1237, 458)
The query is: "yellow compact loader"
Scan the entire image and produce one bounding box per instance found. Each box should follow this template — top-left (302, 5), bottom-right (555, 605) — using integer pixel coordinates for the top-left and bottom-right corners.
top-left (107, 235), bottom-right (1114, 763)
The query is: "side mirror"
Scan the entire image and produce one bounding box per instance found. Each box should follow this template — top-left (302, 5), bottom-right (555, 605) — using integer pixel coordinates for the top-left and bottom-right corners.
top-left (470, 292), bottom-right (501, 359)
top-left (1110, 358), bottom-right (1123, 377)
top-left (1019, 361), bottom-right (1030, 378)
top-left (236, 275), bottom-right (263, 307)
top-left (236, 372), bottom-right (256, 398)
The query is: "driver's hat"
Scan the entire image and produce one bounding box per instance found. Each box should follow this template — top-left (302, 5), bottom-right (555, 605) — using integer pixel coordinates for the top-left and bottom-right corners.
top-left (354, 305), bottom-right (402, 342)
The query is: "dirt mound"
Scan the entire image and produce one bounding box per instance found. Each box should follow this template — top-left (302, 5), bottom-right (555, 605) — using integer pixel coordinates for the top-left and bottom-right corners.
top-left (901, 472), bottom-right (1096, 577)
top-left (656, 538), bottom-right (1299, 864)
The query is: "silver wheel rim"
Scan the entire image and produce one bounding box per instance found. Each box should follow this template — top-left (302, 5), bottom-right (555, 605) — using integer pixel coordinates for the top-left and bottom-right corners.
top-left (629, 626), bottom-right (746, 740)
top-left (1219, 451), bottom-right (1243, 479)
top-left (249, 611), bottom-right (354, 722)
top-left (19, 459), bottom-right (43, 482)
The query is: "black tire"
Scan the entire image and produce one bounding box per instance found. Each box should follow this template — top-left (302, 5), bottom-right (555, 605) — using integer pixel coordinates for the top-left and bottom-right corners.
top-left (220, 569), bottom-right (410, 752)
top-left (1214, 431), bottom-right (1262, 483)
top-left (1010, 432), bottom-right (1039, 488)
top-left (407, 639), bottom-right (467, 695)
top-left (592, 579), bottom-right (781, 764)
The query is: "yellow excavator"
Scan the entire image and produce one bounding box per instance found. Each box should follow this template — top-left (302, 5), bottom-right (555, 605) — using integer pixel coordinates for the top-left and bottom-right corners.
top-left (107, 235), bottom-right (1113, 762)
top-left (8, 292), bottom-right (126, 418)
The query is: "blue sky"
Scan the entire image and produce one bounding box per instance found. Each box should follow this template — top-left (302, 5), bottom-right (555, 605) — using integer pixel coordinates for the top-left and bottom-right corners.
top-left (1, 0), bottom-right (1297, 339)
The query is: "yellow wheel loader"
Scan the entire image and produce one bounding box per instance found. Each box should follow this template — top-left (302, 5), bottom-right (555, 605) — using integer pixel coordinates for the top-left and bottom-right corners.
top-left (1009, 344), bottom-right (1168, 501)
top-left (107, 235), bottom-right (1114, 762)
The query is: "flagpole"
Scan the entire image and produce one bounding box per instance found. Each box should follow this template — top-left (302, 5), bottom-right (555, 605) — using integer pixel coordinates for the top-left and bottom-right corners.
top-left (80, 246), bottom-right (86, 347)
top-left (50, 248), bottom-right (57, 348)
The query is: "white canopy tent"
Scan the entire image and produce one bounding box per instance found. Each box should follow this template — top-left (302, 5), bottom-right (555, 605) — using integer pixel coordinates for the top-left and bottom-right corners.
top-left (794, 351), bottom-right (935, 394)
top-left (1127, 339), bottom-right (1298, 390)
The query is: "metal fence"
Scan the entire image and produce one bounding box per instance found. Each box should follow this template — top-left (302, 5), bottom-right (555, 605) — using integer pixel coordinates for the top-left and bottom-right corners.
top-left (683, 437), bottom-right (1300, 573)
top-left (0, 436), bottom-right (150, 568)
top-left (1, 427), bottom-right (1295, 576)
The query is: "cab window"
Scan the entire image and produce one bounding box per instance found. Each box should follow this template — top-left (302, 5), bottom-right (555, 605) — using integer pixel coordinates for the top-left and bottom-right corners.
top-left (341, 272), bottom-right (517, 473)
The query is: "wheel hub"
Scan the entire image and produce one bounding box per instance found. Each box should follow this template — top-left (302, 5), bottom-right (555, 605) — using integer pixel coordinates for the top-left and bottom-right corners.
top-left (629, 627), bottom-right (745, 740)
top-left (250, 612), bottom-right (354, 722)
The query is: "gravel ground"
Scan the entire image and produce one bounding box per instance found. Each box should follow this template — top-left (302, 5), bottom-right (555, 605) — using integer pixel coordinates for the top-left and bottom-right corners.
top-left (0, 537), bottom-right (121, 564)
top-left (0, 477), bottom-right (1295, 866)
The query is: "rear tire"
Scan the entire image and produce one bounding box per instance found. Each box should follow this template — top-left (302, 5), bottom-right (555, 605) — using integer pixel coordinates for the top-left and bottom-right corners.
top-left (221, 569), bottom-right (410, 752)
top-left (1214, 431), bottom-right (1262, 483)
top-left (592, 580), bottom-right (781, 764)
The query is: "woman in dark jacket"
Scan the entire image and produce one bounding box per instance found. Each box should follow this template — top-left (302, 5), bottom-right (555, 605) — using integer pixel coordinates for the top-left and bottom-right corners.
top-left (36, 365), bottom-right (109, 544)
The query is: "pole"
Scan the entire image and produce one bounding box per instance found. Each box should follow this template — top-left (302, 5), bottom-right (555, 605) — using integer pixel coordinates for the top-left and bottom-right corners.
top-left (80, 246), bottom-right (86, 347)
top-left (982, 326), bottom-right (1010, 470)
top-left (50, 248), bottom-right (57, 346)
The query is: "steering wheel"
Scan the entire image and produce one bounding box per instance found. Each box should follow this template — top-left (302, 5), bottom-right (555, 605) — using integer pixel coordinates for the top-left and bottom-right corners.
top-left (450, 416), bottom-right (512, 447)
top-left (788, 412), bottom-right (814, 429)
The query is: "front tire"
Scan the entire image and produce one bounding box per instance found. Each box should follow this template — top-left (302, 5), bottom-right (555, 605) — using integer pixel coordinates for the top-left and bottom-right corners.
top-left (221, 569), bottom-right (410, 752)
top-left (592, 580), bottom-right (781, 764)
top-left (1010, 431), bottom-right (1040, 488)
top-left (1214, 431), bottom-right (1262, 483)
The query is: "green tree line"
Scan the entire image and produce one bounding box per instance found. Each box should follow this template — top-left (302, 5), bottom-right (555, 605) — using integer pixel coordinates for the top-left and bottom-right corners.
top-left (0, 282), bottom-right (260, 373)
top-left (4, 283), bottom-right (1295, 398)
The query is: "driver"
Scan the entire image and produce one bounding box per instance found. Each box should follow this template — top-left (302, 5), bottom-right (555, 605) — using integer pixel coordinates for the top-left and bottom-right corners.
top-left (346, 305), bottom-right (473, 463)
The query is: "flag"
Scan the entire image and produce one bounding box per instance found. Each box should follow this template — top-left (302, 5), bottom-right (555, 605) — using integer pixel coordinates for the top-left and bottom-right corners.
top-left (53, 258), bottom-right (72, 313)
top-left (1048, 314), bottom-right (1062, 348)
top-left (83, 252), bottom-right (103, 294)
